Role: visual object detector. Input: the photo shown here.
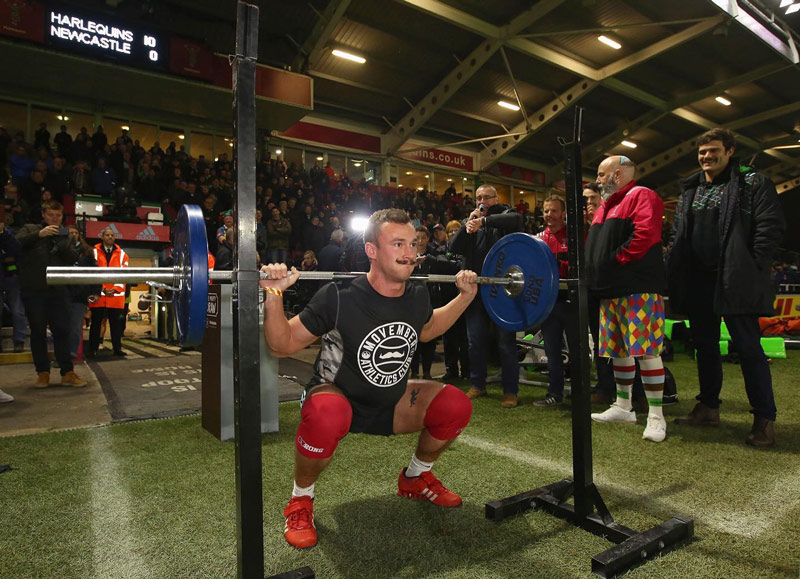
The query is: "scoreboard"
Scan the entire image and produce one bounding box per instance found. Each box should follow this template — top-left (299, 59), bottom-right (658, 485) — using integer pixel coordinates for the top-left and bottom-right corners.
top-left (46, 7), bottom-right (167, 70)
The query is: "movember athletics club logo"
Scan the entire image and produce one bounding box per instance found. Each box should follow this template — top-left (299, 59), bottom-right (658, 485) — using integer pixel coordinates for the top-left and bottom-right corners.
top-left (358, 322), bottom-right (418, 387)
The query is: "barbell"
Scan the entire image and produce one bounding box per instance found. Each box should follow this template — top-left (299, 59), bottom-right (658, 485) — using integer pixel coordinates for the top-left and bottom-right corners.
top-left (47, 205), bottom-right (561, 346)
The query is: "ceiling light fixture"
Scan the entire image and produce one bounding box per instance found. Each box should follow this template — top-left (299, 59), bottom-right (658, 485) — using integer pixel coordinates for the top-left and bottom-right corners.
top-left (332, 49), bottom-right (366, 64)
top-left (121, 125), bottom-right (130, 131)
top-left (424, 174), bottom-right (429, 178)
top-left (275, 149), bottom-right (282, 155)
top-left (621, 140), bottom-right (637, 148)
top-left (406, 171), bottom-right (413, 175)
top-left (316, 156), bottom-right (323, 161)
top-left (598, 35), bottom-right (622, 50)
top-left (498, 100), bottom-right (520, 111)
top-left (353, 162), bottom-right (362, 167)
top-left (446, 178), bottom-right (453, 182)
top-left (787, 4), bottom-right (800, 14)
top-left (715, 96), bottom-right (732, 106)
top-left (57, 115), bottom-right (69, 121)
top-left (178, 135), bottom-right (185, 140)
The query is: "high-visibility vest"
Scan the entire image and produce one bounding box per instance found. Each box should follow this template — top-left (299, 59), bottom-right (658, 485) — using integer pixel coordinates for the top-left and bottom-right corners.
top-left (90, 243), bottom-right (129, 309)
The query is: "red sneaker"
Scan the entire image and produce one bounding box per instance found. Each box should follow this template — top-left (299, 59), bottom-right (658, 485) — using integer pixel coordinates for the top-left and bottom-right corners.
top-left (397, 468), bottom-right (462, 507)
top-left (283, 496), bottom-right (317, 549)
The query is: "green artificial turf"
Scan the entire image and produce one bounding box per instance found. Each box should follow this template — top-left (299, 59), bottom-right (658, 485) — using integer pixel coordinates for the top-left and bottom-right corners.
top-left (1, 351), bottom-right (799, 578)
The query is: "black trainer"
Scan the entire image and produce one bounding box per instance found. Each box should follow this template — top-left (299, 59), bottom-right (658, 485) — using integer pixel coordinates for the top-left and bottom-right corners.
top-left (533, 395), bottom-right (562, 406)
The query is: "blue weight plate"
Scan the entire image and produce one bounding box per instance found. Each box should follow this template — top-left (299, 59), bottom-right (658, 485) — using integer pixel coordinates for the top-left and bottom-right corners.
top-left (173, 204), bottom-right (209, 346)
top-left (480, 233), bottom-right (559, 331)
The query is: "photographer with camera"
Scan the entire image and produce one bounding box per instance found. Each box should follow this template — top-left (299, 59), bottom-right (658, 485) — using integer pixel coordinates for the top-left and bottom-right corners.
top-left (16, 200), bottom-right (87, 387)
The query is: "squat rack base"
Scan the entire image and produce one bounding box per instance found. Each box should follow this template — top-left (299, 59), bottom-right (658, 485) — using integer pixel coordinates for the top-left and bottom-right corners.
top-left (485, 479), bottom-right (694, 578)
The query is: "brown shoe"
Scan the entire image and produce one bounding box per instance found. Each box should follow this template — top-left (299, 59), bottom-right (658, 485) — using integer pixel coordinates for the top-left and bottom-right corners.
top-left (501, 394), bottom-right (518, 408)
top-left (746, 416), bottom-right (775, 448)
top-left (674, 402), bottom-right (720, 426)
top-left (35, 371), bottom-right (50, 388)
top-left (466, 387), bottom-right (486, 399)
top-left (590, 390), bottom-right (612, 405)
top-left (61, 371), bottom-right (88, 388)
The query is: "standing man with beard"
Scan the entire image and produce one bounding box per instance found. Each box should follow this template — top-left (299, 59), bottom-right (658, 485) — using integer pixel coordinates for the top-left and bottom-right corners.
top-left (585, 156), bottom-right (668, 442)
top-left (668, 128), bottom-right (784, 447)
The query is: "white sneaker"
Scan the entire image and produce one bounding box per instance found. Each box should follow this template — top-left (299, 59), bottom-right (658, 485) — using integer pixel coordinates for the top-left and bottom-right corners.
top-left (591, 403), bottom-right (636, 424)
top-left (643, 415), bottom-right (667, 442)
top-left (0, 389), bottom-right (14, 403)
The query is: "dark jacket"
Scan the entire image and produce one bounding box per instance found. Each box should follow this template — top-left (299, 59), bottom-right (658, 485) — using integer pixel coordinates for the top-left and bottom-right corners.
top-left (16, 222), bottom-right (80, 291)
top-left (667, 161), bottom-right (785, 316)
top-left (68, 249), bottom-right (99, 303)
top-left (215, 241), bottom-right (234, 271)
top-left (0, 227), bottom-right (22, 283)
top-left (318, 241), bottom-right (344, 272)
top-left (585, 181), bottom-right (666, 298)
top-left (448, 203), bottom-right (522, 272)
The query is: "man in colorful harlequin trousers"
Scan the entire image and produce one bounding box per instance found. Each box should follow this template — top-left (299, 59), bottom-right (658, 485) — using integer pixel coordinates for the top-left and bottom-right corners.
top-left (260, 208), bottom-right (478, 549)
top-left (585, 155), bottom-right (668, 442)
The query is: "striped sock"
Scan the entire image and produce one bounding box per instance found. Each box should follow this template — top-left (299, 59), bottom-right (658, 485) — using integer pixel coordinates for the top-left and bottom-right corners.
top-left (405, 453), bottom-right (433, 478)
top-left (639, 357), bottom-right (665, 419)
top-left (612, 356), bottom-right (635, 411)
top-left (292, 481), bottom-right (315, 499)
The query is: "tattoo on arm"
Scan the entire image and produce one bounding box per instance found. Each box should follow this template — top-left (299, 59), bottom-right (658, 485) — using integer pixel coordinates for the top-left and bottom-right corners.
top-left (410, 388), bottom-right (419, 407)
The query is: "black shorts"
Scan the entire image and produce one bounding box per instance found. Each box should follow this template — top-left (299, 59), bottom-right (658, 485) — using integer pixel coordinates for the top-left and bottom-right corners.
top-left (349, 401), bottom-right (395, 436)
top-left (303, 385), bottom-right (396, 436)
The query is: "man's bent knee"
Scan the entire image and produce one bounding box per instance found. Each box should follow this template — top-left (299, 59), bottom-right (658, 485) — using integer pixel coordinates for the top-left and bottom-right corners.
top-left (423, 384), bottom-right (472, 440)
top-left (296, 393), bottom-right (353, 459)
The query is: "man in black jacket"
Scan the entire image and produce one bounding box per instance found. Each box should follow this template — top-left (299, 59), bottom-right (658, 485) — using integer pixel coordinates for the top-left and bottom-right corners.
top-left (16, 201), bottom-right (87, 387)
top-left (449, 185), bottom-right (522, 408)
top-left (668, 128), bottom-right (785, 447)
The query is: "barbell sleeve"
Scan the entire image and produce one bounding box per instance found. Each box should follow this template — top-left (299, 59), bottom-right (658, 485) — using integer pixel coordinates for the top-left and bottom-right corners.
top-left (47, 267), bottom-right (176, 285)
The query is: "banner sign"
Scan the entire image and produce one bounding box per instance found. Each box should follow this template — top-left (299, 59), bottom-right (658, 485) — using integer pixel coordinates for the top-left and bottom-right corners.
top-left (0, 0), bottom-right (46, 42)
top-left (486, 162), bottom-right (546, 185)
top-left (86, 221), bottom-right (170, 243)
top-left (772, 294), bottom-right (800, 319)
top-left (396, 146), bottom-right (474, 171)
top-left (169, 36), bottom-right (213, 80)
top-left (278, 121), bottom-right (380, 153)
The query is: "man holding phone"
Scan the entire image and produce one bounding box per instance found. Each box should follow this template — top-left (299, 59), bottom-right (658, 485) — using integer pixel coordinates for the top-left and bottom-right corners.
top-left (16, 201), bottom-right (87, 388)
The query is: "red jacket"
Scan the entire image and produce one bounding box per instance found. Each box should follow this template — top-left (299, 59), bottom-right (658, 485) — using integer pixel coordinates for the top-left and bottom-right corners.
top-left (90, 243), bottom-right (129, 309)
top-left (585, 180), bottom-right (666, 298)
top-left (536, 226), bottom-right (569, 278)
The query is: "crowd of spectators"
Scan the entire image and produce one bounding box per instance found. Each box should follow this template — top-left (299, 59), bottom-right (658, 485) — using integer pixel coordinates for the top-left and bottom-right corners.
top-left (1, 123), bottom-right (548, 274)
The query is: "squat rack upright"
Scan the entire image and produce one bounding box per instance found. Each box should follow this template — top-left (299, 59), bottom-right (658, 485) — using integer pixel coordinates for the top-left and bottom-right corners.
top-left (484, 107), bottom-right (694, 578)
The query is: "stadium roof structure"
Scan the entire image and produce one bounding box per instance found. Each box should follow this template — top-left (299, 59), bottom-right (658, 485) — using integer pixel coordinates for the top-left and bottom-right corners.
top-left (3, 0), bottom-right (799, 197)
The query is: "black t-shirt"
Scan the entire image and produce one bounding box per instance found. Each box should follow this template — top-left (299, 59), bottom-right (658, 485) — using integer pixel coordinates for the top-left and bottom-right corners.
top-left (299, 276), bottom-right (433, 422)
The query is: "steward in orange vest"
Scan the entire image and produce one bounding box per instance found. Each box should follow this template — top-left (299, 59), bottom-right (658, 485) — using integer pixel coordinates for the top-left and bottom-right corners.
top-left (87, 227), bottom-right (129, 357)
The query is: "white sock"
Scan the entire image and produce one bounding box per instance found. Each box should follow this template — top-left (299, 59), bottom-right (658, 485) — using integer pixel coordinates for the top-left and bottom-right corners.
top-left (639, 357), bottom-right (665, 420)
top-left (612, 356), bottom-right (635, 411)
top-left (405, 454), bottom-right (433, 478)
top-left (292, 481), bottom-right (315, 499)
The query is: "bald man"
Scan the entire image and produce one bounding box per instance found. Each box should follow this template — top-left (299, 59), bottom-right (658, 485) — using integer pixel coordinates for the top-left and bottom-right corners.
top-left (585, 156), bottom-right (668, 442)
